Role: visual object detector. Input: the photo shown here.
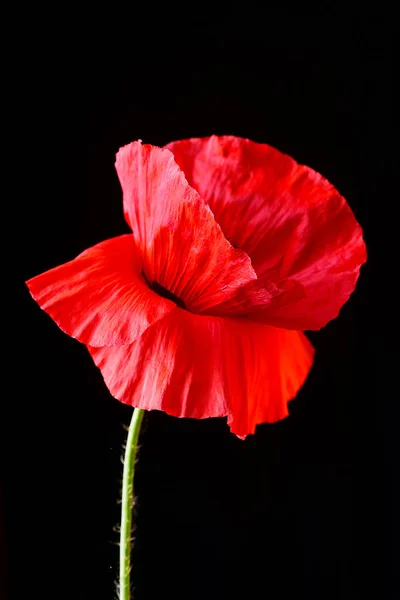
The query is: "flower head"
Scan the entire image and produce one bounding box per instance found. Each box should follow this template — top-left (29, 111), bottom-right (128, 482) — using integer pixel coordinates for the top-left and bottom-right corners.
top-left (26, 136), bottom-right (366, 437)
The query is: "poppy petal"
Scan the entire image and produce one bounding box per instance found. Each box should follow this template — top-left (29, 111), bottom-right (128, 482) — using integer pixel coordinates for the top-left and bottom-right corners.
top-left (116, 141), bottom-right (275, 315)
top-left (26, 235), bottom-right (175, 347)
top-left (165, 135), bottom-right (366, 329)
top-left (88, 311), bottom-right (314, 437)
top-left (224, 323), bottom-right (315, 437)
top-left (88, 310), bottom-right (228, 420)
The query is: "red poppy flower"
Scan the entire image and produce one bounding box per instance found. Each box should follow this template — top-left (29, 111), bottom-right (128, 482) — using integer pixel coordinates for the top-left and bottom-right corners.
top-left (26, 136), bottom-right (366, 437)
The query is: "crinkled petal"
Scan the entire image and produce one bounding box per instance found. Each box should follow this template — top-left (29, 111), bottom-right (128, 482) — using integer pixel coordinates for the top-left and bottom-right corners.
top-left (88, 310), bottom-right (228, 419)
top-left (88, 311), bottom-right (314, 437)
top-left (224, 323), bottom-right (315, 437)
top-left (166, 135), bottom-right (366, 329)
top-left (26, 235), bottom-right (175, 347)
top-left (116, 141), bottom-right (275, 315)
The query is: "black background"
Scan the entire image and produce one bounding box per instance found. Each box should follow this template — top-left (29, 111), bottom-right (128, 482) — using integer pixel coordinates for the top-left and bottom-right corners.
top-left (4, 9), bottom-right (395, 600)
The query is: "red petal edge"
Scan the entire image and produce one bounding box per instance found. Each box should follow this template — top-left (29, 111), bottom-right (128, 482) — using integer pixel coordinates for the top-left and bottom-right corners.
top-left (26, 235), bottom-right (176, 347)
top-left (88, 311), bottom-right (315, 437)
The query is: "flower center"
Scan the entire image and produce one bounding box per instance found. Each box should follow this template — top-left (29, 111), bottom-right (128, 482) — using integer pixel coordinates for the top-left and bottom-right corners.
top-left (226, 236), bottom-right (238, 249)
top-left (142, 270), bottom-right (187, 310)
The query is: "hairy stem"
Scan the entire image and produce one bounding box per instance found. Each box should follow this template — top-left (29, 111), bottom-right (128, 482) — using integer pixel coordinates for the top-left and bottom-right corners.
top-left (119, 408), bottom-right (145, 600)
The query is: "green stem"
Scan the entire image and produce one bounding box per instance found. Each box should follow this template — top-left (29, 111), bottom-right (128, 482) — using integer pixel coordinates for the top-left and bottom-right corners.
top-left (119, 408), bottom-right (145, 600)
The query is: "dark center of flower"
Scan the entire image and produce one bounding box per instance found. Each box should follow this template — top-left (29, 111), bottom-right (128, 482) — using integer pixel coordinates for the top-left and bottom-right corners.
top-left (226, 236), bottom-right (238, 249)
top-left (142, 270), bottom-right (187, 310)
